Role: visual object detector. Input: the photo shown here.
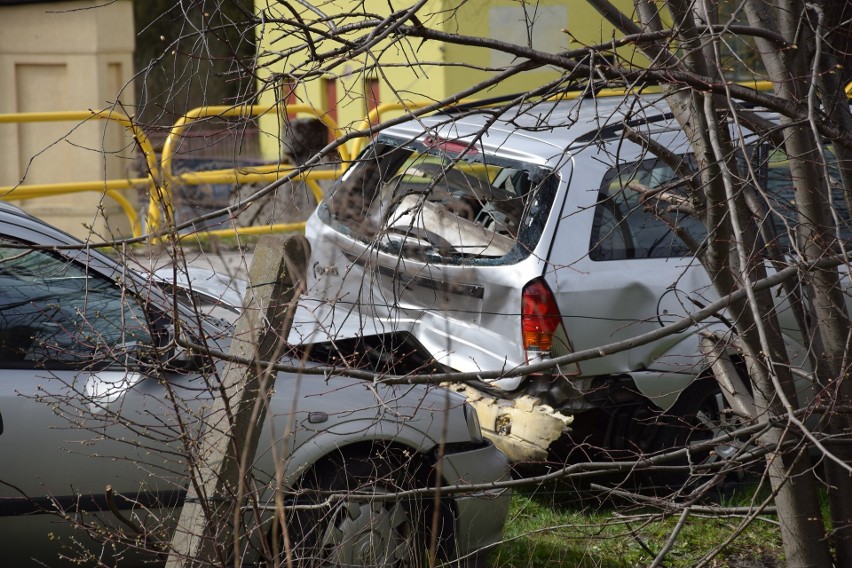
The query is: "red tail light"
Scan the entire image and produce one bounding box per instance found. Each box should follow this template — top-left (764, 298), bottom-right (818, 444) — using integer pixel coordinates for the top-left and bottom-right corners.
top-left (522, 278), bottom-right (562, 358)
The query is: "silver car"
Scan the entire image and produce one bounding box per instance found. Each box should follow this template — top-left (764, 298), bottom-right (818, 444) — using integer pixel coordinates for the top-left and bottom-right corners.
top-left (0, 202), bottom-right (510, 567)
top-left (288, 93), bottom-right (837, 461)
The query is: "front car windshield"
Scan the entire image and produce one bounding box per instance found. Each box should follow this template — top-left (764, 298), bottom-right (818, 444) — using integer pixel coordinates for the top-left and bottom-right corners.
top-left (0, 240), bottom-right (153, 368)
top-left (318, 136), bottom-right (559, 265)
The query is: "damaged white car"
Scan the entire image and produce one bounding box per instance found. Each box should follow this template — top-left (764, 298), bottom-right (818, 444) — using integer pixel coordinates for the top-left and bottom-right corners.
top-left (288, 93), bottom-right (841, 463)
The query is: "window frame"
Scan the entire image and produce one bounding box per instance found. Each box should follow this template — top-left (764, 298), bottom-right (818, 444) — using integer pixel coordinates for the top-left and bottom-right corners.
top-left (319, 137), bottom-right (560, 267)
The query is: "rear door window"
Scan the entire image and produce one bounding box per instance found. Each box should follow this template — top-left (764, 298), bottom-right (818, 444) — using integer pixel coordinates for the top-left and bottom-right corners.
top-left (761, 146), bottom-right (851, 249)
top-left (590, 159), bottom-right (706, 260)
top-left (590, 148), bottom-right (849, 261)
top-left (320, 137), bottom-right (559, 265)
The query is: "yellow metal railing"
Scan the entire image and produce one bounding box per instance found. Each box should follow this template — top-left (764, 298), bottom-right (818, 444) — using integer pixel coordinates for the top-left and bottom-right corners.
top-left (4, 81), bottom-right (849, 241)
top-left (153, 103), bottom-right (346, 239)
top-left (153, 100), bottom-right (458, 239)
top-left (0, 110), bottom-right (160, 237)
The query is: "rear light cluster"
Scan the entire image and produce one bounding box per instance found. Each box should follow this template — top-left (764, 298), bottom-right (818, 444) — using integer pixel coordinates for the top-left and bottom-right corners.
top-left (521, 278), bottom-right (564, 362)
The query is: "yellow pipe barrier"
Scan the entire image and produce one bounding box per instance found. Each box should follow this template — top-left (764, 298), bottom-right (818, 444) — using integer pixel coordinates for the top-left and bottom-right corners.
top-left (305, 177), bottom-right (324, 204)
top-left (184, 222), bottom-right (313, 240)
top-left (153, 103), bottom-right (345, 237)
top-left (0, 110), bottom-right (160, 238)
top-left (105, 189), bottom-right (142, 237)
top-left (172, 164), bottom-right (342, 187)
top-left (165, 168), bottom-right (334, 239)
top-left (7, 80), bottom-right (844, 242)
top-left (545, 81), bottom-right (775, 103)
top-left (178, 99), bottom-right (483, 240)
top-left (160, 80), bottom-right (852, 239)
top-left (0, 178), bottom-right (146, 236)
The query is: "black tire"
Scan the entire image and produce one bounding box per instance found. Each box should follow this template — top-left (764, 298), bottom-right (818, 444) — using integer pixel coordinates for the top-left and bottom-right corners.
top-left (652, 377), bottom-right (752, 491)
top-left (286, 448), bottom-right (429, 568)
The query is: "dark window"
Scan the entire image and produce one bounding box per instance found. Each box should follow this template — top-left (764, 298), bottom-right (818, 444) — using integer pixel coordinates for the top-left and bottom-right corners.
top-left (590, 148), bottom-right (849, 261)
top-left (0, 242), bottom-right (152, 368)
top-left (590, 159), bottom-right (706, 260)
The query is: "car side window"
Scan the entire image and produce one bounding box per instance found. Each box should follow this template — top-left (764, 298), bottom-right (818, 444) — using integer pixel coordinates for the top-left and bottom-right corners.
top-left (761, 147), bottom-right (851, 250)
top-left (590, 159), bottom-right (707, 260)
top-left (0, 241), bottom-right (153, 369)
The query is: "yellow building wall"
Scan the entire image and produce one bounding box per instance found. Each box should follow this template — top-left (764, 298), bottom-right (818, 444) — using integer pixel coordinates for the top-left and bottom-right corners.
top-left (443, 0), bottom-right (638, 96)
top-left (255, 0), bottom-right (450, 160)
top-left (255, 0), bottom-right (636, 161)
top-left (0, 0), bottom-right (136, 239)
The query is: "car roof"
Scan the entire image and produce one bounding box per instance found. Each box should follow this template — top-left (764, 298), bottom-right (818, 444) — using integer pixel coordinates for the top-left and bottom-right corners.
top-left (381, 92), bottom-right (675, 164)
top-left (0, 200), bottom-right (33, 218)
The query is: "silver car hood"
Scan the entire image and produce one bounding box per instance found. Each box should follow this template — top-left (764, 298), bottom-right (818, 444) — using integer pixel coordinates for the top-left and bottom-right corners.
top-left (153, 266), bottom-right (247, 316)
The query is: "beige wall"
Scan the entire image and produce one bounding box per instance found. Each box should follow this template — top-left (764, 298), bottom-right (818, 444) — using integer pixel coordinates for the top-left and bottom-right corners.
top-left (0, 0), bottom-right (135, 239)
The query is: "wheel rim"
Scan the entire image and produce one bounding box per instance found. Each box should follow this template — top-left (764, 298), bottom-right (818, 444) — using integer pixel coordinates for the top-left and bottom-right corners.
top-left (320, 497), bottom-right (414, 567)
top-left (693, 392), bottom-right (741, 461)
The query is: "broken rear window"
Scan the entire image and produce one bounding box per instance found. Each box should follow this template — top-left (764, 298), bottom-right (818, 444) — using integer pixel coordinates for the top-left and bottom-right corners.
top-left (318, 137), bottom-right (558, 265)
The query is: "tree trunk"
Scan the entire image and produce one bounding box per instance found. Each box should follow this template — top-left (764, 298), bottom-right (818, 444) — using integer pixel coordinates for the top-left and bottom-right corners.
top-left (628, 1), bottom-right (836, 564)
top-left (741, 1), bottom-right (852, 563)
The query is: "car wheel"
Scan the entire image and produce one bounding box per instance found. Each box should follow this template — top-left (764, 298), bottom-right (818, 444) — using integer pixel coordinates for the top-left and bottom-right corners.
top-left (653, 377), bottom-right (752, 490)
top-left (287, 449), bottom-right (429, 568)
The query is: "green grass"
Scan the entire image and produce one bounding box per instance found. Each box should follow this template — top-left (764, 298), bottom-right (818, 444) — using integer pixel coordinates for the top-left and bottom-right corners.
top-left (489, 485), bottom-right (783, 568)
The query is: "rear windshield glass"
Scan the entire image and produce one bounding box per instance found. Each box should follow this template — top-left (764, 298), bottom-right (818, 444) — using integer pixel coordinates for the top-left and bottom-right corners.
top-left (318, 136), bottom-right (559, 265)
